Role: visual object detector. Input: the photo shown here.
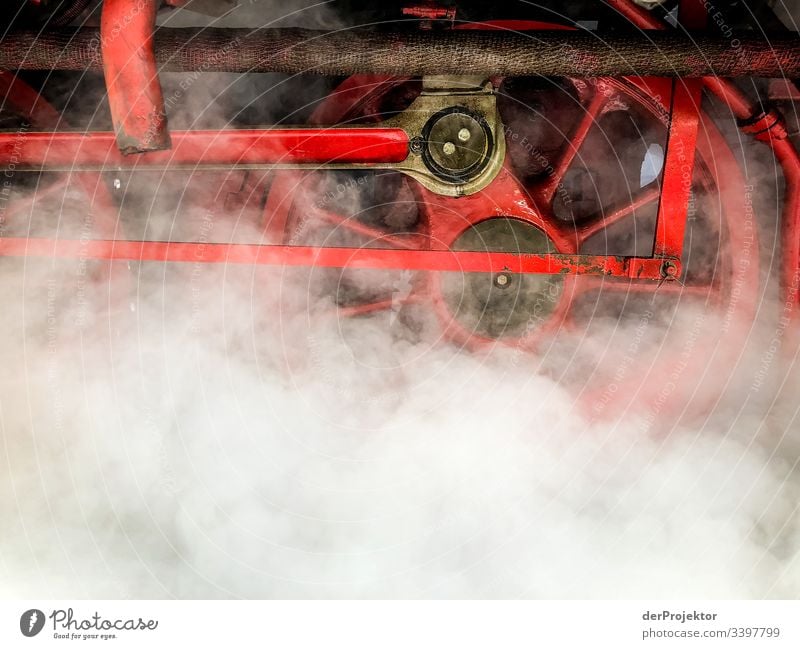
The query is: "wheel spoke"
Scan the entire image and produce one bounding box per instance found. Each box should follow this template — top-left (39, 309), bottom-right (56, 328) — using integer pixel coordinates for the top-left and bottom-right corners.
top-left (572, 185), bottom-right (661, 244)
top-left (537, 89), bottom-right (608, 205)
top-left (336, 293), bottom-right (421, 318)
top-left (1, 175), bottom-right (70, 222)
top-left (310, 205), bottom-right (425, 250)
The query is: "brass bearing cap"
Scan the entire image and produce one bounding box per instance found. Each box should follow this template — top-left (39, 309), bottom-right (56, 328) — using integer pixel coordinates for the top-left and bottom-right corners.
top-left (421, 107), bottom-right (493, 183)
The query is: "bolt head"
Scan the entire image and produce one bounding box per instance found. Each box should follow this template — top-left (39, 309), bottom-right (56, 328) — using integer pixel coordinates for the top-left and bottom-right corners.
top-left (457, 127), bottom-right (471, 142)
top-left (442, 141), bottom-right (456, 155)
top-left (661, 261), bottom-right (679, 279)
top-left (495, 273), bottom-right (511, 287)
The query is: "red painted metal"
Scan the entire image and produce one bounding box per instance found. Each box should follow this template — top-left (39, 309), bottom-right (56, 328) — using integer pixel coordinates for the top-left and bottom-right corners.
top-left (0, 237), bottom-right (672, 277)
top-left (575, 186), bottom-right (660, 243)
top-left (259, 15), bottom-right (763, 426)
top-left (774, 139), bottom-right (800, 340)
top-left (0, 11), bottom-right (741, 290)
top-left (0, 9), bottom-right (771, 419)
top-left (101, 0), bottom-right (170, 153)
top-left (0, 72), bottom-right (129, 306)
top-left (264, 21), bottom-right (700, 313)
top-left (534, 89), bottom-right (609, 206)
top-left (0, 73), bottom-right (118, 243)
top-left (768, 79), bottom-right (800, 102)
top-left (0, 72), bottom-right (62, 125)
top-left (607, 0), bottom-right (800, 337)
top-left (401, 4), bottom-right (456, 21)
top-left (604, 0), bottom-right (658, 26)
top-left (0, 128), bottom-right (410, 168)
top-left (675, 0), bottom-right (708, 29)
top-left (652, 79), bottom-right (702, 259)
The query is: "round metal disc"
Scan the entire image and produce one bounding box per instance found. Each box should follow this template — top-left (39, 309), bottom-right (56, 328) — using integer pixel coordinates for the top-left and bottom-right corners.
top-left (441, 218), bottom-right (564, 339)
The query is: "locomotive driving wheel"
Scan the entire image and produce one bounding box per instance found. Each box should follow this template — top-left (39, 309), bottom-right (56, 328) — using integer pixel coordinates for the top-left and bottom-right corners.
top-left (264, 22), bottom-right (759, 423)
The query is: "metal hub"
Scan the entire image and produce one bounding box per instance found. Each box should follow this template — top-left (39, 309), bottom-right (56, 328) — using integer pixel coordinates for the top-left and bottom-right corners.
top-left (421, 107), bottom-right (493, 183)
top-left (440, 218), bottom-right (565, 339)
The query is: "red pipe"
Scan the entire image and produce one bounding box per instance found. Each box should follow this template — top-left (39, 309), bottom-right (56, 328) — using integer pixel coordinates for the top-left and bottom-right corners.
top-left (101, 0), bottom-right (170, 154)
top-left (0, 128), bottom-right (410, 168)
top-left (701, 77), bottom-right (758, 119)
top-left (652, 79), bottom-right (702, 259)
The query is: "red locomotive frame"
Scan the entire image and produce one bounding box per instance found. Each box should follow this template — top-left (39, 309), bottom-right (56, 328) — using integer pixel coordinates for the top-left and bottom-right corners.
top-left (0, 0), bottom-right (799, 337)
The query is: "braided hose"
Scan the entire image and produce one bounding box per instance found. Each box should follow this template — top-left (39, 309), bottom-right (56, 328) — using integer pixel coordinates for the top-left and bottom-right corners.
top-left (0, 27), bottom-right (799, 77)
top-left (51, 0), bottom-right (95, 26)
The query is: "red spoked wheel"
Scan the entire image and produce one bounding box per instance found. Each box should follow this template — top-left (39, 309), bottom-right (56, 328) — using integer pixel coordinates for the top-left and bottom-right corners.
top-left (264, 24), bottom-right (759, 423)
top-left (0, 72), bottom-right (127, 324)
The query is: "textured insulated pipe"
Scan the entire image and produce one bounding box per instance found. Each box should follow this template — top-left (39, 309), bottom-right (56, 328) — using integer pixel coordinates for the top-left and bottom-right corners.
top-left (0, 28), bottom-right (798, 77)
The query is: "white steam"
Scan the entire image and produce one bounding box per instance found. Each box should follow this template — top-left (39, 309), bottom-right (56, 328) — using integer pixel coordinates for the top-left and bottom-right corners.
top-left (1, 219), bottom-right (798, 598)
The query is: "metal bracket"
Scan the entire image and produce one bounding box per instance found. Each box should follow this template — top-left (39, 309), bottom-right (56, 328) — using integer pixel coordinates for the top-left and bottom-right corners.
top-left (380, 76), bottom-right (506, 196)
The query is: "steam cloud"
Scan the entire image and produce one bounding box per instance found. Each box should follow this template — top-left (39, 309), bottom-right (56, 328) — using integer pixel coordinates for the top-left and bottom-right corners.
top-left (0, 0), bottom-right (799, 599)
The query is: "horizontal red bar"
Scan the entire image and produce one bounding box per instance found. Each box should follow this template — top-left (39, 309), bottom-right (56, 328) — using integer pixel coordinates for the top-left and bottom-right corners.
top-left (0, 128), bottom-right (409, 168)
top-left (0, 237), bottom-right (675, 278)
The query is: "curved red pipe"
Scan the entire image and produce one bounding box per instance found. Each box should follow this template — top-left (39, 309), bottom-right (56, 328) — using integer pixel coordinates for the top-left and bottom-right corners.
top-left (100, 0), bottom-right (170, 153)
